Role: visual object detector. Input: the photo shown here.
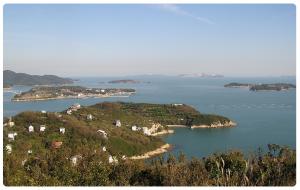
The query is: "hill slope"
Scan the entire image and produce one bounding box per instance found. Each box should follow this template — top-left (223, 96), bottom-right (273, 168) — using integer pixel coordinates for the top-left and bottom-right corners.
top-left (3, 70), bottom-right (73, 86)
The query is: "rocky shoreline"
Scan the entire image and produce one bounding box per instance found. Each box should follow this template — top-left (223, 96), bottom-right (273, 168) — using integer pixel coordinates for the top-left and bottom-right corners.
top-left (129, 144), bottom-right (171, 160)
top-left (166, 121), bottom-right (237, 129)
top-left (191, 120), bottom-right (237, 129)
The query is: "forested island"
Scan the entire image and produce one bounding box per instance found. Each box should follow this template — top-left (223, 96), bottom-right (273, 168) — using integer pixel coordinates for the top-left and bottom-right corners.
top-left (4, 70), bottom-right (73, 87)
top-left (12, 86), bottom-right (136, 101)
top-left (224, 83), bottom-right (296, 91)
top-left (3, 102), bottom-right (295, 186)
top-left (108, 79), bottom-right (140, 84)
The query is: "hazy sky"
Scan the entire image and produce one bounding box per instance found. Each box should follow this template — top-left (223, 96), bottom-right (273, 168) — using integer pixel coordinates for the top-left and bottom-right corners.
top-left (4, 4), bottom-right (296, 77)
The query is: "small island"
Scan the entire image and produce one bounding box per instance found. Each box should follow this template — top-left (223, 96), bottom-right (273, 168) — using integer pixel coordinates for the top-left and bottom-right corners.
top-left (224, 83), bottom-right (296, 91)
top-left (108, 79), bottom-right (141, 84)
top-left (12, 86), bottom-right (136, 102)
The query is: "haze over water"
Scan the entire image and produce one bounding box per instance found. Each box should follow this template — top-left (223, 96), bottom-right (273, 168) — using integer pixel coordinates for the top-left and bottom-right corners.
top-left (3, 76), bottom-right (296, 158)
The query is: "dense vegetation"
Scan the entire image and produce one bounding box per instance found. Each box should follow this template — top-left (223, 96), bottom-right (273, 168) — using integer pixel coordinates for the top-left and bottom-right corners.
top-left (4, 144), bottom-right (295, 186)
top-left (3, 70), bottom-right (73, 86)
top-left (90, 102), bottom-right (231, 126)
top-left (7, 102), bottom-right (288, 186)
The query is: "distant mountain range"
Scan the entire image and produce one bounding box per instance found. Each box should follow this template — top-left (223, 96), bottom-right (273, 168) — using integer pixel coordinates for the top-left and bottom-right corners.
top-left (178, 73), bottom-right (224, 78)
top-left (3, 70), bottom-right (74, 86)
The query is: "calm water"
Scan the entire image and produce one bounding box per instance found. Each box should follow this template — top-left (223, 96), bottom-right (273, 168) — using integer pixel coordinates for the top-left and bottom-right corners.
top-left (3, 76), bottom-right (296, 158)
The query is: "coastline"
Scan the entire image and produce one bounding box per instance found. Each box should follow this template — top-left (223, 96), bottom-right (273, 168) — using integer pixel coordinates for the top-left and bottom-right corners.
top-left (191, 121), bottom-right (237, 129)
top-left (150, 129), bottom-right (174, 136)
top-left (167, 121), bottom-right (237, 129)
top-left (129, 121), bottom-right (236, 160)
top-left (129, 144), bottom-right (171, 160)
top-left (11, 94), bottom-right (133, 102)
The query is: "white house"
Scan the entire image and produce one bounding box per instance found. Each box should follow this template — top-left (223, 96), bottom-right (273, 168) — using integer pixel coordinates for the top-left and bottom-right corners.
top-left (172, 103), bottom-right (183, 106)
top-left (67, 109), bottom-right (72, 115)
top-left (87, 114), bottom-right (93, 120)
top-left (28, 125), bottom-right (34, 132)
top-left (22, 159), bottom-right (27, 166)
top-left (131, 125), bottom-right (137, 131)
top-left (72, 103), bottom-right (81, 110)
top-left (27, 150), bottom-right (32, 154)
top-left (8, 121), bottom-right (15, 127)
top-left (71, 155), bottom-right (82, 166)
top-left (6, 144), bottom-right (12, 154)
top-left (115, 120), bottom-right (121, 127)
top-left (100, 89), bottom-right (106, 93)
top-left (59, 127), bottom-right (65, 134)
top-left (102, 146), bottom-right (107, 152)
top-left (13, 132), bottom-right (18, 136)
top-left (108, 155), bottom-right (118, 164)
top-left (41, 110), bottom-right (47, 114)
top-left (142, 127), bottom-right (151, 136)
top-left (122, 155), bottom-right (127, 160)
top-left (8, 133), bottom-right (15, 141)
top-left (40, 125), bottom-right (46, 132)
top-left (97, 130), bottom-right (108, 139)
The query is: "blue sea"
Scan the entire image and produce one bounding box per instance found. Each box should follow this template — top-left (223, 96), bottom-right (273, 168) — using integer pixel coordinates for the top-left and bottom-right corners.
top-left (3, 76), bottom-right (296, 158)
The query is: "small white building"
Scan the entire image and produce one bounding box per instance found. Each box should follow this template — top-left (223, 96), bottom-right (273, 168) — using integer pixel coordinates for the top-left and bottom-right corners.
top-left (71, 155), bottom-right (82, 166)
top-left (122, 155), bottom-right (127, 160)
top-left (87, 114), bottom-right (93, 120)
top-left (172, 103), bottom-right (183, 106)
top-left (22, 159), bottom-right (27, 166)
top-left (13, 132), bottom-right (18, 136)
top-left (8, 133), bottom-right (15, 141)
top-left (59, 127), bottom-right (65, 134)
top-left (102, 146), bottom-right (107, 152)
top-left (115, 120), bottom-right (121, 127)
top-left (8, 121), bottom-right (15, 127)
top-left (28, 125), bottom-right (34, 132)
top-left (41, 110), bottom-right (47, 114)
top-left (100, 89), bottom-right (106, 93)
top-left (131, 125), bottom-right (137, 131)
top-left (108, 155), bottom-right (118, 164)
top-left (97, 130), bottom-right (108, 139)
top-left (142, 127), bottom-right (151, 136)
top-left (67, 109), bottom-right (72, 115)
top-left (40, 125), bottom-right (46, 132)
top-left (27, 150), bottom-right (32, 154)
top-left (6, 144), bottom-right (12, 154)
top-left (72, 103), bottom-right (81, 110)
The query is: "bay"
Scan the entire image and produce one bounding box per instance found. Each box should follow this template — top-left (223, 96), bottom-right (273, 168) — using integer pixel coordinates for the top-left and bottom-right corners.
top-left (3, 76), bottom-right (296, 158)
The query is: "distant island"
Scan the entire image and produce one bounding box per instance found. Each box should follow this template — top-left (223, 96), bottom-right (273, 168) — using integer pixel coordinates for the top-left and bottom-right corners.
top-left (3, 70), bottom-right (73, 87)
top-left (12, 86), bottom-right (136, 101)
top-left (108, 79), bottom-right (140, 84)
top-left (107, 79), bottom-right (150, 84)
top-left (178, 73), bottom-right (224, 78)
top-left (224, 83), bottom-right (296, 91)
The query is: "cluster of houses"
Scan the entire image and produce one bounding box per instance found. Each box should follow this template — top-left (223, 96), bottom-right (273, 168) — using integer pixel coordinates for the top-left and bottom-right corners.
top-left (4, 110), bottom-right (145, 166)
top-left (130, 125), bottom-right (151, 136)
top-left (66, 103), bottom-right (81, 115)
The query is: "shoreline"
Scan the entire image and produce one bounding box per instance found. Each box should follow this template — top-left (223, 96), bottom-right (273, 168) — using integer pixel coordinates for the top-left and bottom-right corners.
top-left (150, 129), bottom-right (174, 136)
top-left (167, 121), bottom-right (237, 129)
top-left (129, 144), bottom-right (171, 160)
top-left (11, 94), bottom-right (134, 102)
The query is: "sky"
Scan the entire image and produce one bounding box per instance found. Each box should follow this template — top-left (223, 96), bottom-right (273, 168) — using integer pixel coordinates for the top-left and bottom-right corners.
top-left (3, 4), bottom-right (296, 77)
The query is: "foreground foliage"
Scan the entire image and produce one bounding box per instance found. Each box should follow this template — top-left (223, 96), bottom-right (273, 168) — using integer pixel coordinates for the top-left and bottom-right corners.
top-left (4, 144), bottom-right (295, 186)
